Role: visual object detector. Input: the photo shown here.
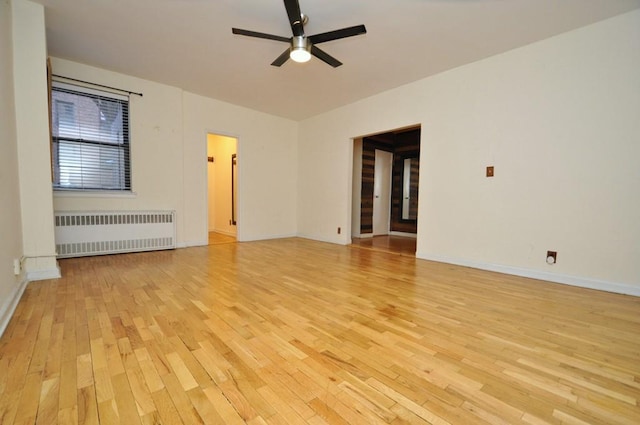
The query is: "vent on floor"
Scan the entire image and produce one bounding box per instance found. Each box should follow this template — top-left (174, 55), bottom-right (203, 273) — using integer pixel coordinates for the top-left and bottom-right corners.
top-left (54, 211), bottom-right (176, 258)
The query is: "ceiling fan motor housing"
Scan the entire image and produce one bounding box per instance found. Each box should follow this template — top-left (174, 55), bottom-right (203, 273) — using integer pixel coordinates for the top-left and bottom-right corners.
top-left (293, 36), bottom-right (309, 49)
top-left (290, 36), bottom-right (311, 62)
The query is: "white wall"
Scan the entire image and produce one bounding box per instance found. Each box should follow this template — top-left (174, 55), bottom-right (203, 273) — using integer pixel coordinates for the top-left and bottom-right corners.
top-left (51, 58), bottom-right (298, 247)
top-left (0, 0), bottom-right (26, 335)
top-left (51, 58), bottom-right (186, 235)
top-left (298, 10), bottom-right (640, 294)
top-left (12, 0), bottom-right (59, 281)
top-left (183, 92), bottom-right (297, 244)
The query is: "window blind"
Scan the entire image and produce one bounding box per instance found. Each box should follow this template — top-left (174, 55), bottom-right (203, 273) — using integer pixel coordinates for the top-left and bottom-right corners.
top-left (51, 84), bottom-right (130, 191)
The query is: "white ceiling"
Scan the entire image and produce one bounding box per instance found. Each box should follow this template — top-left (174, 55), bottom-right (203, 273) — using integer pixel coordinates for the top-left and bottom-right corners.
top-left (34, 0), bottom-right (640, 120)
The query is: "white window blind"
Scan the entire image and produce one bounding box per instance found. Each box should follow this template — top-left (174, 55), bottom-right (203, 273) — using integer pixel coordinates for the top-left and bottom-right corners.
top-left (51, 83), bottom-right (131, 191)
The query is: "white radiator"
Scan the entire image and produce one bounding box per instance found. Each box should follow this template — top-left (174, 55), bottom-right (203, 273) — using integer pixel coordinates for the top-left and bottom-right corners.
top-left (54, 210), bottom-right (176, 258)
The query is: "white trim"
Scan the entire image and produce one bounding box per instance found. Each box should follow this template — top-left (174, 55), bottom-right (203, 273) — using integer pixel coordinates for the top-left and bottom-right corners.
top-left (22, 255), bottom-right (61, 281)
top-left (26, 266), bottom-right (61, 281)
top-left (295, 233), bottom-right (349, 245)
top-left (354, 233), bottom-right (374, 239)
top-left (203, 130), bottom-right (241, 245)
top-left (54, 190), bottom-right (137, 199)
top-left (177, 240), bottom-right (208, 248)
top-left (416, 252), bottom-right (640, 297)
top-left (240, 232), bottom-right (298, 243)
top-left (389, 231), bottom-right (417, 238)
top-left (0, 276), bottom-right (29, 338)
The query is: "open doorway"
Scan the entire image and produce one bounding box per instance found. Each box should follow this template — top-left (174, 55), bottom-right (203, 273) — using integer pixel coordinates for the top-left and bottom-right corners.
top-left (207, 133), bottom-right (238, 245)
top-left (351, 125), bottom-right (421, 255)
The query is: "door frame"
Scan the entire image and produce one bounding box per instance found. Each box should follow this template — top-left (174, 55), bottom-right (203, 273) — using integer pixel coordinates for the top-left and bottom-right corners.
top-left (349, 124), bottom-right (422, 245)
top-left (205, 131), bottom-right (240, 240)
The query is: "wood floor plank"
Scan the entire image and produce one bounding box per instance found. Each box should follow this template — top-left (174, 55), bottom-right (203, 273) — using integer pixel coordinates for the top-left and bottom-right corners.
top-left (0, 238), bottom-right (639, 424)
top-left (149, 387), bottom-right (182, 425)
top-left (77, 385), bottom-right (99, 425)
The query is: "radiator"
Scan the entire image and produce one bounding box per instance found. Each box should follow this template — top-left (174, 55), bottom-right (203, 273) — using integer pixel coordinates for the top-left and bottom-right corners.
top-left (54, 210), bottom-right (176, 258)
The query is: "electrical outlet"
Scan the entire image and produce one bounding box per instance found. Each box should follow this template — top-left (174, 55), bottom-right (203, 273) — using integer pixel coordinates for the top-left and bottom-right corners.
top-left (546, 251), bottom-right (557, 264)
top-left (13, 259), bottom-right (21, 275)
top-left (337, 227), bottom-right (341, 234)
top-left (486, 166), bottom-right (494, 177)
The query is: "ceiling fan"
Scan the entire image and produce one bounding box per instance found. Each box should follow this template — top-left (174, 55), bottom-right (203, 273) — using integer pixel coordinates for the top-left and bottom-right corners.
top-left (232, 0), bottom-right (367, 68)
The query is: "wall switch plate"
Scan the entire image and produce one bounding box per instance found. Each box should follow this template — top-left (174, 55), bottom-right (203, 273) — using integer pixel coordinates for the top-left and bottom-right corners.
top-left (486, 166), bottom-right (494, 177)
top-left (13, 259), bottom-right (21, 275)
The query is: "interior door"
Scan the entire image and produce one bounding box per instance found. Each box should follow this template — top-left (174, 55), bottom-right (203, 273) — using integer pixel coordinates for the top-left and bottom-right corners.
top-left (373, 149), bottom-right (393, 236)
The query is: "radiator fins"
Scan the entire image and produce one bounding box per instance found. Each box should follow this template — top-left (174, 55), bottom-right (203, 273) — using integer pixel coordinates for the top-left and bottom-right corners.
top-left (54, 211), bottom-right (176, 258)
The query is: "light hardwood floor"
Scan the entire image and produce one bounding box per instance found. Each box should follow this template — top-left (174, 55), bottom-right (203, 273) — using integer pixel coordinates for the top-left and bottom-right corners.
top-left (351, 236), bottom-right (416, 257)
top-left (1, 238), bottom-right (638, 424)
top-left (208, 232), bottom-right (236, 246)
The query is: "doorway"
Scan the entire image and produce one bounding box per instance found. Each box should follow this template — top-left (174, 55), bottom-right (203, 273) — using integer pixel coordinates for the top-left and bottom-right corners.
top-left (207, 133), bottom-right (238, 243)
top-left (351, 125), bottom-right (421, 254)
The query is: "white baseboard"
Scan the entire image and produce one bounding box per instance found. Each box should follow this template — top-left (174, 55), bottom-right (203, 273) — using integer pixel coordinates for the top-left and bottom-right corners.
top-left (296, 233), bottom-right (351, 245)
top-left (0, 275), bottom-right (29, 338)
top-left (179, 232), bottom-right (299, 247)
top-left (389, 231), bottom-right (417, 238)
top-left (416, 251), bottom-right (640, 297)
top-left (353, 232), bottom-right (417, 239)
top-left (240, 232), bottom-right (298, 243)
top-left (24, 255), bottom-right (61, 281)
top-left (26, 266), bottom-right (61, 281)
top-left (176, 240), bottom-right (208, 248)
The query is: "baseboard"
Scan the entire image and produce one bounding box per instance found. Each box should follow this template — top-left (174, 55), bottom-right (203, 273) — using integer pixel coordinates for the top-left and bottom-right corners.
top-left (179, 232), bottom-right (299, 247)
top-left (240, 232), bottom-right (298, 243)
top-left (296, 233), bottom-right (351, 246)
top-left (177, 240), bottom-right (208, 248)
top-left (26, 266), bottom-right (61, 281)
top-left (0, 275), bottom-right (29, 338)
top-left (389, 231), bottom-right (417, 238)
top-left (416, 251), bottom-right (640, 297)
top-left (354, 233), bottom-right (417, 239)
top-left (23, 255), bottom-right (61, 281)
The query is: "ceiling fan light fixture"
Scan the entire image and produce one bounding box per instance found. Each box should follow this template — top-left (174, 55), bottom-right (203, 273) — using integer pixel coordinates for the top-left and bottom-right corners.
top-left (290, 36), bottom-right (311, 63)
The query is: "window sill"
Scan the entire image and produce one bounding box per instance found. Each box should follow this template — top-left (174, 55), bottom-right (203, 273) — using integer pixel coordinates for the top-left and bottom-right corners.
top-left (53, 190), bottom-right (138, 199)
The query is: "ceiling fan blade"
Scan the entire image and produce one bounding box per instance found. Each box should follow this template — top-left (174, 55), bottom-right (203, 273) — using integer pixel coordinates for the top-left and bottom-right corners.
top-left (283, 0), bottom-right (304, 36)
top-left (308, 25), bottom-right (367, 44)
top-left (271, 49), bottom-right (290, 67)
top-left (311, 45), bottom-right (342, 68)
top-left (232, 28), bottom-right (290, 43)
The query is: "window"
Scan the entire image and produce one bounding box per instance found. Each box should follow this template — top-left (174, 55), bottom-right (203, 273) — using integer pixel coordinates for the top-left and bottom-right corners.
top-left (51, 83), bottom-right (130, 191)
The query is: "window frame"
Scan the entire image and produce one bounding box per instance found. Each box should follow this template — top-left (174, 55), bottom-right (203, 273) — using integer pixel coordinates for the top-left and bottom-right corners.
top-left (50, 82), bottom-right (132, 193)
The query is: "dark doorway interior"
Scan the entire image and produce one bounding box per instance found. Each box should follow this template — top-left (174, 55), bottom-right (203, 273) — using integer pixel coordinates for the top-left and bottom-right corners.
top-left (359, 126), bottom-right (421, 236)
